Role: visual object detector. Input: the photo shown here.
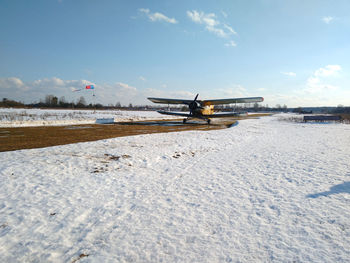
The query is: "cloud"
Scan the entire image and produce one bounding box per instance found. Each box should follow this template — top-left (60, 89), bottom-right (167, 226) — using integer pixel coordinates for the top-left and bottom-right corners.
top-left (115, 82), bottom-right (137, 92)
top-left (213, 85), bottom-right (248, 98)
top-left (225, 40), bottom-right (237, 47)
top-left (33, 77), bottom-right (65, 87)
top-left (146, 88), bottom-right (196, 99)
top-left (314, 64), bottom-right (341, 77)
top-left (187, 10), bottom-right (237, 38)
top-left (139, 76), bottom-right (146, 81)
top-left (0, 77), bottom-right (25, 89)
top-left (0, 77), bottom-right (95, 103)
top-left (1, 76), bottom-right (201, 106)
top-left (281, 72), bottom-right (296, 77)
top-left (322, 16), bottom-right (334, 24)
top-left (306, 77), bottom-right (338, 93)
top-left (187, 10), bottom-right (218, 27)
top-left (223, 24), bottom-right (237, 35)
top-left (169, 90), bottom-right (195, 98)
top-left (139, 8), bottom-right (178, 24)
top-left (30, 78), bottom-right (93, 94)
top-left (305, 65), bottom-right (341, 93)
top-left (0, 76), bottom-right (199, 106)
top-left (206, 26), bottom-right (227, 38)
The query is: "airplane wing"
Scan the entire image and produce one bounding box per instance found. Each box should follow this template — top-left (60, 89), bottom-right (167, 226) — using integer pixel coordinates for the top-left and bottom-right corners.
top-left (201, 97), bottom-right (264, 106)
top-left (157, 111), bottom-right (242, 118)
top-left (148, 97), bottom-right (193, 105)
top-left (203, 112), bottom-right (241, 118)
top-left (157, 110), bottom-right (191, 117)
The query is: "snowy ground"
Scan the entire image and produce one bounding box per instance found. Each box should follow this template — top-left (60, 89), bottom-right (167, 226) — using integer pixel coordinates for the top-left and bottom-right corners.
top-left (0, 108), bottom-right (176, 127)
top-left (0, 113), bottom-right (349, 262)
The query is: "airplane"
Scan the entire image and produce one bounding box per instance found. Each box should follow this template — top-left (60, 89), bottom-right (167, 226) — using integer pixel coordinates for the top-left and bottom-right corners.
top-left (148, 94), bottom-right (264, 124)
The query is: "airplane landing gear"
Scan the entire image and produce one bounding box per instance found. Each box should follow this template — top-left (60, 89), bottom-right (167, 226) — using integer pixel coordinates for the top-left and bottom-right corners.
top-left (207, 119), bottom-right (211, 124)
top-left (183, 118), bottom-right (187, 124)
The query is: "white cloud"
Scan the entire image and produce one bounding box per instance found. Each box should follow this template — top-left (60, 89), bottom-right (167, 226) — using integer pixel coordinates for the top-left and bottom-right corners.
top-left (1, 77), bottom-right (198, 106)
top-left (115, 82), bottom-right (137, 92)
top-left (0, 77), bottom-right (96, 103)
top-left (225, 40), bottom-right (237, 47)
top-left (306, 77), bottom-right (338, 93)
top-left (281, 72), bottom-right (296, 77)
top-left (139, 76), bottom-right (146, 81)
top-left (146, 88), bottom-right (196, 99)
top-left (169, 90), bottom-right (195, 98)
top-left (213, 85), bottom-right (248, 98)
top-left (139, 8), bottom-right (149, 13)
top-left (187, 10), bottom-right (218, 27)
top-left (258, 64), bottom-right (347, 107)
top-left (139, 8), bottom-right (177, 24)
top-left (187, 10), bottom-right (237, 39)
top-left (0, 77), bottom-right (25, 89)
top-left (206, 26), bottom-right (227, 38)
top-left (3, 76), bottom-right (347, 107)
top-left (322, 16), bottom-right (334, 24)
top-left (314, 64), bottom-right (341, 77)
top-left (0, 77), bottom-right (195, 106)
top-left (305, 65), bottom-right (341, 93)
top-left (223, 24), bottom-right (237, 35)
top-left (33, 77), bottom-right (65, 87)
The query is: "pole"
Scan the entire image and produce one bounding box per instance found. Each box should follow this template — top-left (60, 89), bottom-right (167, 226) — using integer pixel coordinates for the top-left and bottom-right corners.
top-left (93, 89), bottom-right (96, 113)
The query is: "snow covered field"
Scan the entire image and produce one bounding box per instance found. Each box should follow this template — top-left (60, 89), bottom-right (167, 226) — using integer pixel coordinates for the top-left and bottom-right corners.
top-left (0, 114), bottom-right (349, 262)
top-left (0, 108), bottom-right (175, 127)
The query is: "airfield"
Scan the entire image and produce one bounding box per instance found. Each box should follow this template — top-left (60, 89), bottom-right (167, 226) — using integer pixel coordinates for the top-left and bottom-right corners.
top-left (0, 120), bottom-right (233, 152)
top-left (0, 113), bottom-right (267, 152)
top-left (0, 110), bottom-right (349, 262)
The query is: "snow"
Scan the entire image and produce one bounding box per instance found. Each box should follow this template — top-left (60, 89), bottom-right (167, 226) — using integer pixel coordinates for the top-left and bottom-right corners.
top-left (0, 113), bottom-right (350, 262)
top-left (0, 108), bottom-right (176, 127)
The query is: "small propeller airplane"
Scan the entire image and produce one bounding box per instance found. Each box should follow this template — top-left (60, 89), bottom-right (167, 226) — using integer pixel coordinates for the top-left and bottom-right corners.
top-left (148, 94), bottom-right (264, 124)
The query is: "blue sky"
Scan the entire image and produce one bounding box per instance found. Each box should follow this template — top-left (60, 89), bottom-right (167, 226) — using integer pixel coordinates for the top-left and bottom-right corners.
top-left (0, 0), bottom-right (349, 107)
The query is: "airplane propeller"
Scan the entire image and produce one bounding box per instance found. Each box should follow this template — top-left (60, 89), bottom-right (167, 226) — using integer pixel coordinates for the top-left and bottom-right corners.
top-left (188, 94), bottom-right (203, 116)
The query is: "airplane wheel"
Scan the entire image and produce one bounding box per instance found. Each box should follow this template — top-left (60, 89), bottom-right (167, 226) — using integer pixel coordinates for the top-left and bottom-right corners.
top-left (207, 119), bottom-right (211, 124)
top-left (183, 119), bottom-right (187, 124)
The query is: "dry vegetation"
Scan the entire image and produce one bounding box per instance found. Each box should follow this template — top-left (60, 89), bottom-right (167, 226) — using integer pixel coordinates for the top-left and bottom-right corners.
top-left (278, 113), bottom-right (350, 124)
top-left (277, 115), bottom-right (304, 123)
top-left (339, 114), bottom-right (350, 124)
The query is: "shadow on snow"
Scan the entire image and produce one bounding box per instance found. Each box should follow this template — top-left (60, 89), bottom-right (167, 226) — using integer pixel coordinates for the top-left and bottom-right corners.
top-left (307, 181), bottom-right (350, 198)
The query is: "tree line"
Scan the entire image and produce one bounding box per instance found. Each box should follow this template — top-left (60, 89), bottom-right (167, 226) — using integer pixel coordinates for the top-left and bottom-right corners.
top-left (1, 95), bottom-right (104, 109)
top-left (1, 96), bottom-right (350, 114)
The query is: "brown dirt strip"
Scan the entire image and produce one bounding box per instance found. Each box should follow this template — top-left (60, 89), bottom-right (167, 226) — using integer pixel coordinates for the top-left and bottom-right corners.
top-left (0, 114), bottom-right (270, 152)
top-left (0, 119), bottom-right (226, 152)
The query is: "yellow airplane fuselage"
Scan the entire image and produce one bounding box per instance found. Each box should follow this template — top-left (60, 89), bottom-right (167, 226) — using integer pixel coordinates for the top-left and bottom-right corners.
top-left (199, 105), bottom-right (215, 115)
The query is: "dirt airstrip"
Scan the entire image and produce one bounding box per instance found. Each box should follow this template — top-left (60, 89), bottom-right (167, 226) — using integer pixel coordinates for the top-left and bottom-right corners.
top-left (0, 115), bottom-right (269, 152)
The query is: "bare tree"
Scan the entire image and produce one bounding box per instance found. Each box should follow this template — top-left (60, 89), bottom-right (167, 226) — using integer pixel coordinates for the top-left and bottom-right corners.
top-left (59, 96), bottom-right (66, 106)
top-left (45, 95), bottom-right (58, 107)
top-left (45, 95), bottom-right (54, 105)
top-left (76, 96), bottom-right (86, 107)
